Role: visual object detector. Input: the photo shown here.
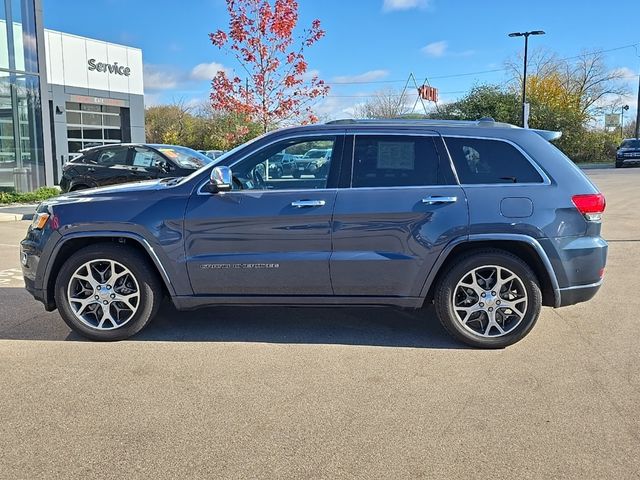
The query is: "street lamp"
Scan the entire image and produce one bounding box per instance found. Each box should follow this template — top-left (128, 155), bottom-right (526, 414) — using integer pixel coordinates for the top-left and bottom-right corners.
top-left (508, 30), bottom-right (546, 128)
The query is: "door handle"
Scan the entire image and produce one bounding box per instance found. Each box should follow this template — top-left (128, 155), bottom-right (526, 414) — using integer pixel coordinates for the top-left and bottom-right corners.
top-left (291, 200), bottom-right (326, 208)
top-left (422, 195), bottom-right (457, 205)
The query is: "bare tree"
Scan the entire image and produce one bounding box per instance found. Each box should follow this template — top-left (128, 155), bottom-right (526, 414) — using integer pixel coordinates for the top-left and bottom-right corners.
top-left (505, 50), bottom-right (629, 121)
top-left (354, 88), bottom-right (414, 119)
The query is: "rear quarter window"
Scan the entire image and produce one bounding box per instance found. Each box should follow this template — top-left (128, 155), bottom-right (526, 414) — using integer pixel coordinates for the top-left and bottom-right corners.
top-left (445, 137), bottom-right (543, 184)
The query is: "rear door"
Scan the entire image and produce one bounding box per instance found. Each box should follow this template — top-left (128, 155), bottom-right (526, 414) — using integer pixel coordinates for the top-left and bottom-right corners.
top-left (330, 132), bottom-right (468, 298)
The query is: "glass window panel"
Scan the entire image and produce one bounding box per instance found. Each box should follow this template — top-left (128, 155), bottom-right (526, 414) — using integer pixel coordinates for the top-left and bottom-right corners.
top-left (103, 115), bottom-right (121, 127)
top-left (11, 0), bottom-right (39, 73)
top-left (81, 103), bottom-right (101, 112)
top-left (103, 106), bottom-right (120, 114)
top-left (65, 102), bottom-right (80, 111)
top-left (68, 141), bottom-right (82, 154)
top-left (67, 128), bottom-right (82, 139)
top-left (82, 128), bottom-right (102, 140)
top-left (66, 111), bottom-right (81, 124)
top-left (82, 113), bottom-right (102, 126)
top-left (104, 129), bottom-right (122, 140)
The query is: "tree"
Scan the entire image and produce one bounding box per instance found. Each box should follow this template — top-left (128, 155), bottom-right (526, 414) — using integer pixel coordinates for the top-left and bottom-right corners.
top-left (145, 102), bottom-right (194, 145)
top-left (354, 88), bottom-right (413, 119)
top-left (434, 85), bottom-right (520, 124)
top-left (209, 0), bottom-right (329, 132)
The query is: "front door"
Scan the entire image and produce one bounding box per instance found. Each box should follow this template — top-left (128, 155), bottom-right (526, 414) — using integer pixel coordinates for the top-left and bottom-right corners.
top-left (330, 133), bottom-right (468, 298)
top-left (184, 135), bottom-right (344, 296)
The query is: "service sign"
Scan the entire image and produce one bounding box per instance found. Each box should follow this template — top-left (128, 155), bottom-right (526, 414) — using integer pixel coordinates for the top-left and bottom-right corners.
top-left (605, 113), bottom-right (621, 128)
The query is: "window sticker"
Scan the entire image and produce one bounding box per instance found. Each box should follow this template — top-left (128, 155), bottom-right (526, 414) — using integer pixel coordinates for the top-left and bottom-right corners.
top-left (133, 152), bottom-right (154, 167)
top-left (377, 141), bottom-right (415, 170)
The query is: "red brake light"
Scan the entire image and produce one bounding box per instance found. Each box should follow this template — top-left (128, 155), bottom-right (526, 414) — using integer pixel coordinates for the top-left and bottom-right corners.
top-left (572, 193), bottom-right (606, 221)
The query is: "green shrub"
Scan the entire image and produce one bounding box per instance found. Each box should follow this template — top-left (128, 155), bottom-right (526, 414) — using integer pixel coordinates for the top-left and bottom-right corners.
top-left (0, 186), bottom-right (60, 205)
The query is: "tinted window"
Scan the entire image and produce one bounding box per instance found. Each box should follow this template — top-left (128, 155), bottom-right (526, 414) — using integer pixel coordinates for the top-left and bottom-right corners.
top-left (620, 139), bottom-right (640, 148)
top-left (234, 137), bottom-right (336, 190)
top-left (445, 137), bottom-right (543, 184)
top-left (352, 135), bottom-right (441, 188)
top-left (95, 148), bottom-right (129, 167)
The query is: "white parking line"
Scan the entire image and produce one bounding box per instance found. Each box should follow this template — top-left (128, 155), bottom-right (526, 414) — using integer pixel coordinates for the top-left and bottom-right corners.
top-left (0, 243), bottom-right (19, 247)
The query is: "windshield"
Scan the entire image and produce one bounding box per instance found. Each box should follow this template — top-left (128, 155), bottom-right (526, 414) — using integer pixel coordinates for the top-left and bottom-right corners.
top-left (154, 146), bottom-right (214, 169)
top-left (620, 139), bottom-right (640, 149)
top-left (170, 132), bottom-right (270, 186)
top-left (304, 149), bottom-right (328, 159)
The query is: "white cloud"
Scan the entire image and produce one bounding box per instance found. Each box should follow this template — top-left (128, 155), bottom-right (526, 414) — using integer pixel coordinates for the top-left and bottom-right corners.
top-left (143, 64), bottom-right (183, 91)
top-left (422, 40), bottom-right (447, 57)
top-left (302, 69), bottom-right (321, 82)
top-left (333, 69), bottom-right (390, 83)
top-left (190, 62), bottom-right (229, 81)
top-left (611, 67), bottom-right (638, 80)
top-left (383, 0), bottom-right (429, 12)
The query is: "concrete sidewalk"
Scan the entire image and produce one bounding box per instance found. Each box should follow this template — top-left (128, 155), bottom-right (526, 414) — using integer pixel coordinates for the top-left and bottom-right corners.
top-left (0, 205), bottom-right (36, 222)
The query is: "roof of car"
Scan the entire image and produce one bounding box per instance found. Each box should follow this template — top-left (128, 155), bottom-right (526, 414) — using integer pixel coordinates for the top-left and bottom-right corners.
top-left (79, 143), bottom-right (194, 153)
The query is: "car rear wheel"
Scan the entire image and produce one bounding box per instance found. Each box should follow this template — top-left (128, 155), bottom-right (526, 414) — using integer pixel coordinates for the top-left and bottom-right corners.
top-left (434, 249), bottom-right (542, 348)
top-left (54, 244), bottom-right (163, 341)
top-left (69, 184), bottom-right (89, 191)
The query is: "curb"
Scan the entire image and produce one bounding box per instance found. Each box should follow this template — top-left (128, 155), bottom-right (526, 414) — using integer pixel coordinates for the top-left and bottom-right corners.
top-left (0, 213), bottom-right (31, 222)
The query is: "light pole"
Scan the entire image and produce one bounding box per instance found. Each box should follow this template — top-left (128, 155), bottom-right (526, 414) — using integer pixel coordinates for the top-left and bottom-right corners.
top-left (508, 30), bottom-right (545, 128)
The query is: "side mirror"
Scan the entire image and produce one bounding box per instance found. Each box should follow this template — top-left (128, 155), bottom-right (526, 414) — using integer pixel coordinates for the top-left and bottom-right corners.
top-left (208, 166), bottom-right (232, 192)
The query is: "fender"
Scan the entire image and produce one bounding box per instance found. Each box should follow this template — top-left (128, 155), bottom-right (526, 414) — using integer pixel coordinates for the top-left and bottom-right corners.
top-left (418, 233), bottom-right (561, 307)
top-left (42, 230), bottom-right (176, 299)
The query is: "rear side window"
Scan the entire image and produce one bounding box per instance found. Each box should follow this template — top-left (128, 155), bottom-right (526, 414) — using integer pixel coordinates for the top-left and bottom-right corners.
top-left (352, 135), bottom-right (441, 187)
top-left (95, 148), bottom-right (129, 167)
top-left (445, 137), bottom-right (543, 184)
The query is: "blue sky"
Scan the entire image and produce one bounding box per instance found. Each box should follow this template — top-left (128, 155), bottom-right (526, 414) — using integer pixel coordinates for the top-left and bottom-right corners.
top-left (44, 0), bottom-right (639, 122)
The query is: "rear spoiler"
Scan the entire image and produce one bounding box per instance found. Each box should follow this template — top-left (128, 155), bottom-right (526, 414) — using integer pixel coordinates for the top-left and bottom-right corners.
top-left (532, 129), bottom-right (562, 142)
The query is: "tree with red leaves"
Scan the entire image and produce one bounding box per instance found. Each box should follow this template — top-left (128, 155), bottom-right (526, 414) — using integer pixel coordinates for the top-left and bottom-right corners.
top-left (209, 0), bottom-right (329, 133)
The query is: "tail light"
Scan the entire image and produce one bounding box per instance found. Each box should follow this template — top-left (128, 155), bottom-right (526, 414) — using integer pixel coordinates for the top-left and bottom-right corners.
top-left (572, 193), bottom-right (606, 222)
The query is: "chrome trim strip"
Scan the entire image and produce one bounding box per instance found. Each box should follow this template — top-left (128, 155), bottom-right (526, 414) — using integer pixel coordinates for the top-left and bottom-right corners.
top-left (558, 279), bottom-right (603, 292)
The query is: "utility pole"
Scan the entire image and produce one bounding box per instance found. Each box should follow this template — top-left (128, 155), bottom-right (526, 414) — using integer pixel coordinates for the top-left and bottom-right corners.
top-left (635, 72), bottom-right (640, 139)
top-left (508, 30), bottom-right (545, 128)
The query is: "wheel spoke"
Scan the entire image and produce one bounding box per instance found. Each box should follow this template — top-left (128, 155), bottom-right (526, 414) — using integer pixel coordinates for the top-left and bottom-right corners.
top-left (67, 258), bottom-right (140, 331)
top-left (453, 264), bottom-right (528, 339)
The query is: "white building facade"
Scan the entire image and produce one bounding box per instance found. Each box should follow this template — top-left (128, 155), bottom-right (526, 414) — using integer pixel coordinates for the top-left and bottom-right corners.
top-left (44, 29), bottom-right (145, 184)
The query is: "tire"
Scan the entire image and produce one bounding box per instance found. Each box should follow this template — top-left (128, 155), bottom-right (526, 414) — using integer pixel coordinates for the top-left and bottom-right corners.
top-left (293, 171), bottom-right (302, 178)
top-left (54, 243), bottom-right (163, 341)
top-left (69, 184), bottom-right (89, 191)
top-left (433, 249), bottom-right (542, 349)
top-left (615, 162), bottom-right (623, 168)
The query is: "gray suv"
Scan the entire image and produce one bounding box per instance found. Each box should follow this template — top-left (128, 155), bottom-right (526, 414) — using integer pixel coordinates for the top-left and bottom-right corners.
top-left (21, 119), bottom-right (607, 348)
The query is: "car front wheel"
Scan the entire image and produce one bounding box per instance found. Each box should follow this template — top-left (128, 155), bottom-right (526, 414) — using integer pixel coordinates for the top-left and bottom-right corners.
top-left (54, 244), bottom-right (163, 341)
top-left (434, 249), bottom-right (542, 348)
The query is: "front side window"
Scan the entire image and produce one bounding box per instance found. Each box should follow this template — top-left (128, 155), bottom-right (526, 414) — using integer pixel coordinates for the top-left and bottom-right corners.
top-left (232, 137), bottom-right (336, 191)
top-left (445, 137), bottom-right (543, 184)
top-left (132, 148), bottom-right (164, 168)
top-left (351, 135), bottom-right (441, 188)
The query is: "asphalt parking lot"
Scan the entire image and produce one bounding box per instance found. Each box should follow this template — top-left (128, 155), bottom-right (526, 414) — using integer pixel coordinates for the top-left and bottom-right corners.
top-left (1, 168), bottom-right (639, 479)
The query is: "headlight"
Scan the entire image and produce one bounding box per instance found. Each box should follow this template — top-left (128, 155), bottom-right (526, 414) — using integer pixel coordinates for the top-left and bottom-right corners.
top-left (31, 212), bottom-right (50, 230)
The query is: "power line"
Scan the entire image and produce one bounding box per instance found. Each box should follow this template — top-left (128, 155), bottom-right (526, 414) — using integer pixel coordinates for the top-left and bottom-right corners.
top-left (324, 42), bottom-right (640, 86)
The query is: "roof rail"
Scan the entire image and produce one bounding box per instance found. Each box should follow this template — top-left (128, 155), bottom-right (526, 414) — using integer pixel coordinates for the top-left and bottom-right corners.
top-left (324, 117), bottom-right (517, 128)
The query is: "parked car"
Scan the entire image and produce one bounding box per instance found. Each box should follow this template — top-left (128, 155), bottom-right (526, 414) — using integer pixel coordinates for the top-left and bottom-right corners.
top-left (22, 118), bottom-right (607, 348)
top-left (59, 144), bottom-right (214, 192)
top-left (292, 148), bottom-right (332, 178)
top-left (199, 149), bottom-right (225, 161)
top-left (265, 152), bottom-right (298, 178)
top-left (615, 138), bottom-right (640, 168)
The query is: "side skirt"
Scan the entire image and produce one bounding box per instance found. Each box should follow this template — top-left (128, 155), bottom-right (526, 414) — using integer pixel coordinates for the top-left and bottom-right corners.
top-left (171, 295), bottom-right (425, 311)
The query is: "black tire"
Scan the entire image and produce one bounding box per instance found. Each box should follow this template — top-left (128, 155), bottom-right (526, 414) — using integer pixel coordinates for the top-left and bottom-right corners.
top-left (433, 249), bottom-right (542, 349)
top-left (54, 243), bottom-right (163, 341)
top-left (69, 184), bottom-right (89, 191)
top-left (292, 170), bottom-right (302, 178)
top-left (615, 162), bottom-right (623, 168)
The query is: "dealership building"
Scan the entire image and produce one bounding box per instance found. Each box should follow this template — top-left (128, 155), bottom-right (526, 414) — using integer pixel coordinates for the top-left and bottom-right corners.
top-left (0, 0), bottom-right (145, 191)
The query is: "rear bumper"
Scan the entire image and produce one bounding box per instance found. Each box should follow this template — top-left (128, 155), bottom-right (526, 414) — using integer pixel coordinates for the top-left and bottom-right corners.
top-left (557, 280), bottom-right (602, 307)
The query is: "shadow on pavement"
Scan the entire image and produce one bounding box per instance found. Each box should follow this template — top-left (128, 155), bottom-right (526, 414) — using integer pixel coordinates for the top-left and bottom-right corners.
top-left (0, 288), bottom-right (464, 348)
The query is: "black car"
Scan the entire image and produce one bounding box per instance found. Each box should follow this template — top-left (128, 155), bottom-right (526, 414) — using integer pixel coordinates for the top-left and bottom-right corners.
top-left (615, 138), bottom-right (640, 168)
top-left (59, 144), bottom-right (214, 192)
